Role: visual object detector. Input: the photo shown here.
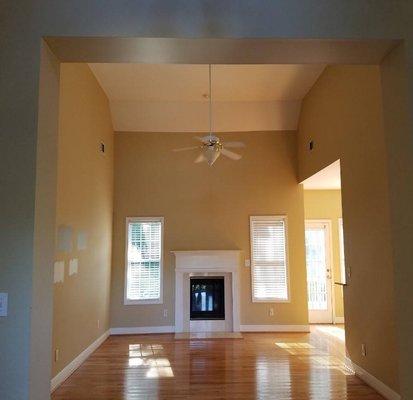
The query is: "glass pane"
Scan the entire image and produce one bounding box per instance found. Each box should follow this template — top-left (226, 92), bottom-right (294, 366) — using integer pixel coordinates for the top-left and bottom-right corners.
top-left (190, 278), bottom-right (225, 320)
top-left (127, 220), bottom-right (162, 301)
top-left (305, 228), bottom-right (327, 310)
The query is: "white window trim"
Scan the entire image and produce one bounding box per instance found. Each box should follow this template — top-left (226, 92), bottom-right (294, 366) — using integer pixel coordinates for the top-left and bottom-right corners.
top-left (124, 216), bottom-right (164, 305)
top-left (250, 215), bottom-right (290, 303)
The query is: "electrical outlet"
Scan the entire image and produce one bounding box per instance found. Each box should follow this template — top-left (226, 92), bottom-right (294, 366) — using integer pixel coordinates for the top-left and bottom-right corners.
top-left (163, 309), bottom-right (168, 318)
top-left (245, 259), bottom-right (251, 267)
top-left (361, 343), bottom-right (367, 357)
top-left (269, 307), bottom-right (274, 317)
top-left (55, 348), bottom-right (59, 362)
top-left (97, 319), bottom-right (100, 329)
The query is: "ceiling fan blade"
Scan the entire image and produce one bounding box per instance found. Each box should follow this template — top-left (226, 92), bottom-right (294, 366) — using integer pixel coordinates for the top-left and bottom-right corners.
top-left (193, 136), bottom-right (207, 143)
top-left (222, 141), bottom-right (245, 148)
top-left (172, 146), bottom-right (199, 152)
top-left (221, 148), bottom-right (242, 161)
top-left (194, 153), bottom-right (207, 163)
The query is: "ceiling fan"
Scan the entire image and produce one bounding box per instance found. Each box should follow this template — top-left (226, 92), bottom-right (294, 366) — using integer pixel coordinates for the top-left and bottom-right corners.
top-left (173, 65), bottom-right (245, 166)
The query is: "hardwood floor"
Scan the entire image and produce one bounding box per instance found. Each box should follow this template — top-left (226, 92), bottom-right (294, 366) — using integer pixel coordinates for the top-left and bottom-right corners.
top-left (52, 325), bottom-right (385, 399)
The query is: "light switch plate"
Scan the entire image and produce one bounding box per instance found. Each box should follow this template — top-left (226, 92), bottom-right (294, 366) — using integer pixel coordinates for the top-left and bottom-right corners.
top-left (0, 293), bottom-right (8, 317)
top-left (245, 259), bottom-right (251, 267)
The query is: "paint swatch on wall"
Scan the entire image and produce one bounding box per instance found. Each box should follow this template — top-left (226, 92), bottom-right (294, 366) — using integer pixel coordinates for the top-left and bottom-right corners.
top-left (77, 231), bottom-right (88, 250)
top-left (57, 225), bottom-right (73, 252)
top-left (54, 261), bottom-right (65, 283)
top-left (69, 258), bottom-right (79, 276)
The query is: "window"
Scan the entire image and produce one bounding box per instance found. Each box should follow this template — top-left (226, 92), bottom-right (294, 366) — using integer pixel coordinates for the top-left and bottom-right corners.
top-left (125, 217), bottom-right (163, 305)
top-left (338, 218), bottom-right (346, 284)
top-left (250, 216), bottom-right (289, 302)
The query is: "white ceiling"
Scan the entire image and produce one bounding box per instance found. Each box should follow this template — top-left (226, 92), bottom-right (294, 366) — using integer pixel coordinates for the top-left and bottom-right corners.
top-left (302, 160), bottom-right (341, 190)
top-left (88, 64), bottom-right (325, 132)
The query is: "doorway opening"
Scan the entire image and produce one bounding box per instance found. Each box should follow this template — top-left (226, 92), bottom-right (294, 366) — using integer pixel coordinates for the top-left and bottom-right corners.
top-left (302, 160), bottom-right (346, 325)
top-left (35, 36), bottom-right (403, 399)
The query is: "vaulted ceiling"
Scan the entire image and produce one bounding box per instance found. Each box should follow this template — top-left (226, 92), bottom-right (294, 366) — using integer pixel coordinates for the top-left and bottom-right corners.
top-left (89, 64), bottom-right (325, 132)
top-left (302, 160), bottom-right (341, 190)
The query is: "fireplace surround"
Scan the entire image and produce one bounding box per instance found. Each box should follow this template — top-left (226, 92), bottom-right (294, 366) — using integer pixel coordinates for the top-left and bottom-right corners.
top-left (172, 250), bottom-right (242, 333)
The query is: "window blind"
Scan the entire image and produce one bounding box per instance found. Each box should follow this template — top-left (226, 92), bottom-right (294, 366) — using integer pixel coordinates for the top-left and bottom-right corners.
top-left (126, 218), bottom-right (163, 303)
top-left (250, 216), bottom-right (289, 302)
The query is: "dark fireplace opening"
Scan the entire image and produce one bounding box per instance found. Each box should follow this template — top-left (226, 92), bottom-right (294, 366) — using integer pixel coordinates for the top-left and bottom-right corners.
top-left (190, 277), bottom-right (225, 320)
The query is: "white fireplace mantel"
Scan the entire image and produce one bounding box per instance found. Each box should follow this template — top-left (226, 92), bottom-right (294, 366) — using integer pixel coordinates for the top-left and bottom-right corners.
top-left (172, 250), bottom-right (242, 333)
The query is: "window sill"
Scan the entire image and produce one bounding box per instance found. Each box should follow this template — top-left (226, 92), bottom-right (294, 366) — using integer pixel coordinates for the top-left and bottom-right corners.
top-left (124, 298), bottom-right (163, 305)
top-left (252, 298), bottom-right (290, 303)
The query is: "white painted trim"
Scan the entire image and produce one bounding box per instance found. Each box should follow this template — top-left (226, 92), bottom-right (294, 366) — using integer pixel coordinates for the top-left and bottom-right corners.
top-left (334, 316), bottom-right (345, 324)
top-left (172, 250), bottom-right (242, 333)
top-left (240, 324), bottom-right (310, 332)
top-left (305, 219), bottom-right (335, 324)
top-left (124, 216), bottom-right (164, 305)
top-left (338, 217), bottom-right (347, 284)
top-left (112, 325), bottom-right (310, 334)
top-left (250, 215), bottom-right (291, 303)
top-left (110, 325), bottom-right (175, 335)
top-left (50, 330), bottom-right (109, 392)
top-left (345, 357), bottom-right (401, 400)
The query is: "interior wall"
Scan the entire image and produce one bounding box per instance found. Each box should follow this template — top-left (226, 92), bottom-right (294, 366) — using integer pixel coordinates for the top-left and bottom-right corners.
top-left (52, 64), bottom-right (114, 377)
top-left (109, 100), bottom-right (301, 132)
top-left (380, 42), bottom-right (413, 400)
top-left (29, 42), bottom-right (61, 400)
top-left (298, 66), bottom-right (399, 391)
top-left (303, 189), bottom-right (344, 319)
top-left (110, 131), bottom-right (309, 329)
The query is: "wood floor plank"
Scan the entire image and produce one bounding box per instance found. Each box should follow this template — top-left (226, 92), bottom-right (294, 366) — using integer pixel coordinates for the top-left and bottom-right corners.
top-left (52, 325), bottom-right (386, 399)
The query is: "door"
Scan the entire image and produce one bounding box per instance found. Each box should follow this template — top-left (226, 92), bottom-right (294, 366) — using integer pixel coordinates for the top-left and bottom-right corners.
top-left (305, 221), bottom-right (333, 323)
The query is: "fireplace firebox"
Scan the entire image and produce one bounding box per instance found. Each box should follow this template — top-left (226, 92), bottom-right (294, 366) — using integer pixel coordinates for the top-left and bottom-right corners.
top-left (190, 277), bottom-right (225, 320)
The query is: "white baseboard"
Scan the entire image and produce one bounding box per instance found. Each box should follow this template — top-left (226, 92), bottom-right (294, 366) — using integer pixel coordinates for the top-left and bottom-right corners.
top-left (50, 330), bottom-right (110, 392)
top-left (334, 316), bottom-right (345, 324)
top-left (345, 357), bottom-right (400, 400)
top-left (240, 324), bottom-right (310, 332)
top-left (110, 325), bottom-right (175, 335)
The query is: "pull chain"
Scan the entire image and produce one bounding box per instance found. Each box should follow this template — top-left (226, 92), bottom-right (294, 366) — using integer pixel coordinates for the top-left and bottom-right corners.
top-left (209, 64), bottom-right (212, 140)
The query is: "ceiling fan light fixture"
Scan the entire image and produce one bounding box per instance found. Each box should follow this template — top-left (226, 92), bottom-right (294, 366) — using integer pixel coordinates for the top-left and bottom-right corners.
top-left (204, 145), bottom-right (221, 166)
top-left (172, 65), bottom-right (244, 165)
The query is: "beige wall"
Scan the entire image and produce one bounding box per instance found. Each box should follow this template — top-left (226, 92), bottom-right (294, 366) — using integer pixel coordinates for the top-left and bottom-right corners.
top-left (303, 190), bottom-right (344, 319)
top-left (380, 44), bottom-right (413, 399)
top-left (52, 64), bottom-right (114, 377)
top-left (110, 131), bottom-right (309, 328)
top-left (298, 66), bottom-right (399, 391)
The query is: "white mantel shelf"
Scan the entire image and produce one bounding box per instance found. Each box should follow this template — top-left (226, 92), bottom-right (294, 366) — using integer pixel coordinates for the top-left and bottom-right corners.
top-left (172, 250), bottom-right (243, 333)
top-left (172, 250), bottom-right (243, 272)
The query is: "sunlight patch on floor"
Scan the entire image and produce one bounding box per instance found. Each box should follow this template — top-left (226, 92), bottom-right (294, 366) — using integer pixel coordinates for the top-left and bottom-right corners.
top-left (275, 342), bottom-right (315, 349)
top-left (306, 355), bottom-right (354, 376)
top-left (128, 344), bottom-right (174, 378)
top-left (317, 325), bottom-right (346, 341)
top-left (275, 342), bottom-right (320, 355)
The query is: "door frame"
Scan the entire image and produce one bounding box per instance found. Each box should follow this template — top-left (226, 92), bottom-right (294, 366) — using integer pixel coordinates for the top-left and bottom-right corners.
top-left (305, 219), bottom-right (336, 324)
